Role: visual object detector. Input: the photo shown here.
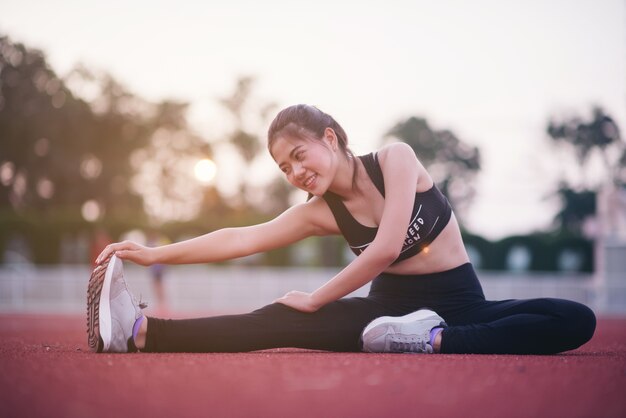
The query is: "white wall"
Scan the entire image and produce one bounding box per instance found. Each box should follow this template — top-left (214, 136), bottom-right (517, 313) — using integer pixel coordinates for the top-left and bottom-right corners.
top-left (1, 263), bottom-right (623, 315)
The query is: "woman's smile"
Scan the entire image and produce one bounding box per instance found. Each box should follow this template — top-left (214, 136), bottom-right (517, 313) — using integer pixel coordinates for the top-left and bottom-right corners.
top-left (303, 173), bottom-right (317, 189)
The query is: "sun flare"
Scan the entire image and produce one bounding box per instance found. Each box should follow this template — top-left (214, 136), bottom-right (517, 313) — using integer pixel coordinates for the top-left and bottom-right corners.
top-left (194, 159), bottom-right (217, 184)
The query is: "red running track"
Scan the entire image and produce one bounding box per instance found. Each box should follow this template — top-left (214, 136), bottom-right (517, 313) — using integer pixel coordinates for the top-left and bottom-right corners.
top-left (1, 313), bottom-right (625, 418)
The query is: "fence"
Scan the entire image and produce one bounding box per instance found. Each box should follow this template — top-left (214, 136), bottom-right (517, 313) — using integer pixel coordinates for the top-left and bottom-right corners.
top-left (1, 263), bottom-right (624, 315)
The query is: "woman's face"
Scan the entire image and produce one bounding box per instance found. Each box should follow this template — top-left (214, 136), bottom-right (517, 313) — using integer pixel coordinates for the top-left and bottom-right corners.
top-left (270, 130), bottom-right (338, 196)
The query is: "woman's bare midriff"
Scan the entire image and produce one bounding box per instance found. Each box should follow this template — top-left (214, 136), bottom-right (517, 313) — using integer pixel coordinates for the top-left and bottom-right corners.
top-left (383, 212), bottom-right (470, 276)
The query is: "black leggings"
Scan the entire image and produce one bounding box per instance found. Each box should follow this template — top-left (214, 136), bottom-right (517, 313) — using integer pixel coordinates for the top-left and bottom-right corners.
top-left (144, 263), bottom-right (596, 354)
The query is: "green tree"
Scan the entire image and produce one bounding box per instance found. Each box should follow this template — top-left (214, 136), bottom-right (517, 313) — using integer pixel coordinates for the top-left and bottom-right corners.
top-left (0, 35), bottom-right (220, 262)
top-left (552, 184), bottom-right (596, 235)
top-left (383, 116), bottom-right (481, 217)
top-left (0, 36), bottom-right (125, 216)
top-left (0, 34), bottom-right (219, 224)
top-left (218, 76), bottom-right (281, 212)
top-left (547, 107), bottom-right (624, 234)
top-left (548, 107), bottom-right (624, 184)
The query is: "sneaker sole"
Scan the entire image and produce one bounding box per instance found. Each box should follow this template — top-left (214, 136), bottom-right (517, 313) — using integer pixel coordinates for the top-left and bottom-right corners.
top-left (363, 309), bottom-right (446, 337)
top-left (86, 254), bottom-right (117, 352)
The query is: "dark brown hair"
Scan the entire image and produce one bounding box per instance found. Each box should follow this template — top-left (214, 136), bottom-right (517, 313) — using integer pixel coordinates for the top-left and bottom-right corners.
top-left (267, 104), bottom-right (358, 191)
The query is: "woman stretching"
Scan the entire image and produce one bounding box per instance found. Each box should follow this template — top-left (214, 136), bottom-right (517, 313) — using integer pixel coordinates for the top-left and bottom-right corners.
top-left (88, 104), bottom-right (596, 354)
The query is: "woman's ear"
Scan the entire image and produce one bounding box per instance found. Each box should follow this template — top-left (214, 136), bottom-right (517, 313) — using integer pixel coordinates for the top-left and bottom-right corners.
top-left (324, 127), bottom-right (338, 151)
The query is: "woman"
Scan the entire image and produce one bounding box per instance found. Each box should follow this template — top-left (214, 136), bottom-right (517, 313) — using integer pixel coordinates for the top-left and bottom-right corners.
top-left (89, 104), bottom-right (596, 354)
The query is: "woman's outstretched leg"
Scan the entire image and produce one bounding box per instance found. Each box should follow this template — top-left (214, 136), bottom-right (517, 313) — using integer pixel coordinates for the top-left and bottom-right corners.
top-left (89, 254), bottom-right (402, 353)
top-left (143, 298), bottom-right (392, 353)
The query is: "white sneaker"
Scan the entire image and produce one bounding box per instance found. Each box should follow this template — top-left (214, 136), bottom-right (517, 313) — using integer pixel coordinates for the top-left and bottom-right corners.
top-left (361, 309), bottom-right (447, 353)
top-left (87, 255), bottom-right (146, 353)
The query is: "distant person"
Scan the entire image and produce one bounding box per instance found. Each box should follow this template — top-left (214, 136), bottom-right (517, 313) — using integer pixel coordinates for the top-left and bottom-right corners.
top-left (146, 231), bottom-right (170, 313)
top-left (90, 228), bottom-right (112, 268)
top-left (3, 233), bottom-right (33, 264)
top-left (88, 104), bottom-right (595, 355)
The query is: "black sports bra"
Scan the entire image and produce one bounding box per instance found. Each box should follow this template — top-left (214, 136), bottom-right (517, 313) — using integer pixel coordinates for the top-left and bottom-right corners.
top-left (322, 152), bottom-right (452, 264)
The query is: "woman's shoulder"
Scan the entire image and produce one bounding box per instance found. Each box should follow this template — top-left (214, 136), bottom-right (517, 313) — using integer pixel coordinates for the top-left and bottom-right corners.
top-left (376, 142), bottom-right (417, 167)
top-left (375, 143), bottom-right (433, 190)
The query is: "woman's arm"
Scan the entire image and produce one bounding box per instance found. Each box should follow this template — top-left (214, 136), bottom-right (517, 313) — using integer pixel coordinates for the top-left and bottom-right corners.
top-left (276, 143), bottom-right (419, 312)
top-left (95, 197), bottom-right (339, 266)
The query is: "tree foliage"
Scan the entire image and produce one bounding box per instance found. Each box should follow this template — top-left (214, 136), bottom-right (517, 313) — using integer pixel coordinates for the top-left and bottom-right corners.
top-left (217, 76), bottom-right (290, 213)
top-left (548, 107), bottom-right (623, 177)
top-left (546, 107), bottom-right (624, 234)
top-left (552, 185), bottom-right (596, 236)
top-left (0, 35), bottom-right (217, 227)
top-left (0, 35), bottom-right (226, 262)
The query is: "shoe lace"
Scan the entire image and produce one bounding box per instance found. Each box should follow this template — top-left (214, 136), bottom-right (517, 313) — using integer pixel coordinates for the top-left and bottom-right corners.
top-left (136, 293), bottom-right (148, 310)
top-left (390, 340), bottom-right (429, 353)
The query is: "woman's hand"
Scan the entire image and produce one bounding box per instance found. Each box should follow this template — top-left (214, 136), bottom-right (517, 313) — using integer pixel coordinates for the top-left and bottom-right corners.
top-left (95, 241), bottom-right (156, 266)
top-left (274, 291), bottom-right (321, 313)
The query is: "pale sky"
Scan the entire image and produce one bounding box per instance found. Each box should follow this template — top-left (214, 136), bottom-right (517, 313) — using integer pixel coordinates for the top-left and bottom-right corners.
top-left (1, 0), bottom-right (624, 239)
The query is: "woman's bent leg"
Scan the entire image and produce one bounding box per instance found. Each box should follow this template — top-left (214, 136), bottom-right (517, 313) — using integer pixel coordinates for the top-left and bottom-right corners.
top-left (144, 297), bottom-right (392, 353)
top-left (440, 298), bottom-right (596, 354)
